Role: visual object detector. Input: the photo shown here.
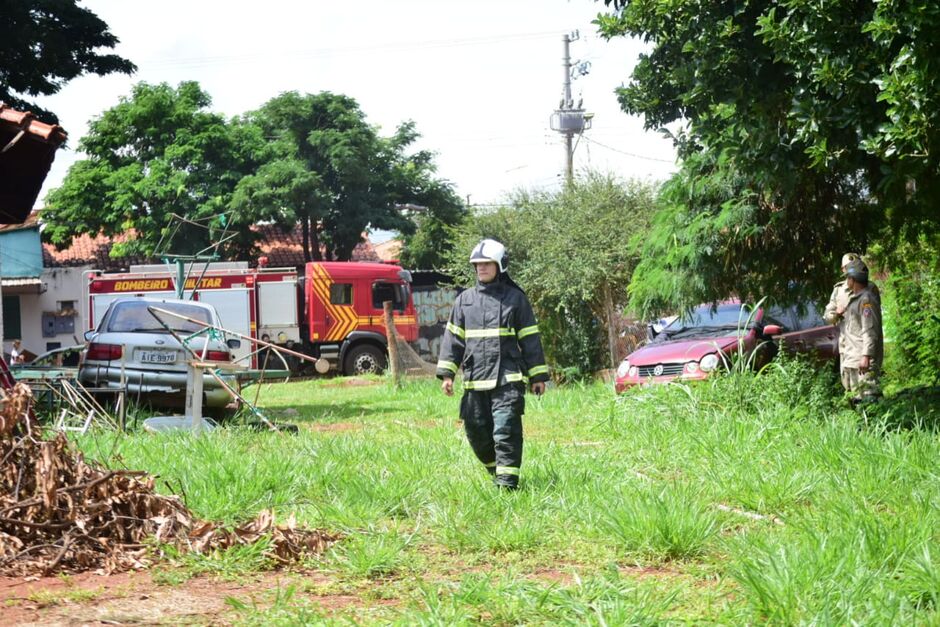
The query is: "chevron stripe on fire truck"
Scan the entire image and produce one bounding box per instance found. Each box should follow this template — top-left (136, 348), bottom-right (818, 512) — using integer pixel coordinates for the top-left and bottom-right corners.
top-left (310, 264), bottom-right (416, 341)
top-left (310, 264), bottom-right (357, 341)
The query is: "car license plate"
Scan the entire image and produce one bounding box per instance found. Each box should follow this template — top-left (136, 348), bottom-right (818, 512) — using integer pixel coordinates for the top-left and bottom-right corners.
top-left (139, 350), bottom-right (176, 364)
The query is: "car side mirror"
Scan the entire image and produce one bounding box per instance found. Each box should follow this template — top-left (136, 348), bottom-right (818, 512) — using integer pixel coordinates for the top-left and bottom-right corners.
top-left (763, 324), bottom-right (783, 336)
top-left (83, 330), bottom-right (96, 341)
top-left (226, 338), bottom-right (242, 349)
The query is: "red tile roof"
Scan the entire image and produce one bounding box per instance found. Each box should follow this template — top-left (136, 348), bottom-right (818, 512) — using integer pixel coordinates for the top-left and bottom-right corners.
top-left (0, 105), bottom-right (67, 146)
top-left (42, 219), bottom-right (379, 270)
top-left (42, 230), bottom-right (152, 269)
top-left (253, 224), bottom-right (379, 267)
top-left (0, 210), bottom-right (41, 233)
top-left (0, 104), bottom-right (68, 224)
top-left (373, 239), bottom-right (402, 263)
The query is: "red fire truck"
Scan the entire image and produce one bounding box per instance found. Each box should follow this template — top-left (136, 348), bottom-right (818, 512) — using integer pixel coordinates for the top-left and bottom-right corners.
top-left (84, 261), bottom-right (418, 375)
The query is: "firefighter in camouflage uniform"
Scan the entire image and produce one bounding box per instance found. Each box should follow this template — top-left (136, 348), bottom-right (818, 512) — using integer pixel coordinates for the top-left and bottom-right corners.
top-left (823, 253), bottom-right (859, 325)
top-left (437, 239), bottom-right (549, 489)
top-left (838, 260), bottom-right (883, 402)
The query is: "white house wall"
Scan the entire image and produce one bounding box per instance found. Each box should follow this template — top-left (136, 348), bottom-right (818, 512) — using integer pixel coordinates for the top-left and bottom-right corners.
top-left (5, 266), bottom-right (90, 357)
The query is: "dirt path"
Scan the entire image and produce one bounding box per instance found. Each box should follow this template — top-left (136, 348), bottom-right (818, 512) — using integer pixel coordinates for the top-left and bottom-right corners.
top-left (0, 570), bottom-right (343, 626)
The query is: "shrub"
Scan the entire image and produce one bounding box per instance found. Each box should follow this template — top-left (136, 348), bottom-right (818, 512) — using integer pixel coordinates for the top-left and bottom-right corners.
top-left (878, 234), bottom-right (940, 387)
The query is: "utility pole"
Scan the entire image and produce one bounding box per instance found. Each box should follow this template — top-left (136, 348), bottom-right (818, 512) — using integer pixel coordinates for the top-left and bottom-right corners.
top-left (550, 31), bottom-right (592, 184)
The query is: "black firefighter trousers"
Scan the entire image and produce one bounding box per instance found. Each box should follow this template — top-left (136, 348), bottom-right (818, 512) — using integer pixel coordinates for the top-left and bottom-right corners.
top-left (460, 383), bottom-right (525, 488)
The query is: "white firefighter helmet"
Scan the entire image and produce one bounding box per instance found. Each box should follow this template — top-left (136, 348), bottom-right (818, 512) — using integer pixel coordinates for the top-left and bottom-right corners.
top-left (469, 239), bottom-right (507, 272)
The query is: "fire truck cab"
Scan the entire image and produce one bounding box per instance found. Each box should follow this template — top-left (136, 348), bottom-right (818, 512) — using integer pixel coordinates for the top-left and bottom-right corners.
top-left (84, 261), bottom-right (418, 375)
top-left (306, 262), bottom-right (417, 375)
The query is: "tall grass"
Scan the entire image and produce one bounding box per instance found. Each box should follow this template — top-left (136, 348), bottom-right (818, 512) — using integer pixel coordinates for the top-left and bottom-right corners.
top-left (72, 364), bottom-right (940, 624)
top-left (602, 482), bottom-right (719, 559)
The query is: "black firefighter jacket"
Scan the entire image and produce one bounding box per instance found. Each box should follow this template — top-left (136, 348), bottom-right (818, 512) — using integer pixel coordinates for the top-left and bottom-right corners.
top-left (435, 277), bottom-right (549, 390)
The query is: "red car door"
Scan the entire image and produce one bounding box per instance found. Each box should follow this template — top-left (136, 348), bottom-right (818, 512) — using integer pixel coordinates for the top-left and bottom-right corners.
top-left (773, 305), bottom-right (839, 361)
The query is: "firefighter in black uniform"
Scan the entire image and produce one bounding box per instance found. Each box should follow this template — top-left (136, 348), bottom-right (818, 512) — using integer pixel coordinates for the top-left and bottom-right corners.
top-left (437, 239), bottom-right (549, 489)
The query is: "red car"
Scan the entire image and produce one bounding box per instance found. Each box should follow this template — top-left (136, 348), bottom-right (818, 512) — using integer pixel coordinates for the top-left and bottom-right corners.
top-left (614, 301), bottom-right (836, 393)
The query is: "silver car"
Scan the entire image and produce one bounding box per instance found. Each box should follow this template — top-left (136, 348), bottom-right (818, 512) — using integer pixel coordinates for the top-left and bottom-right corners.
top-left (79, 298), bottom-right (241, 411)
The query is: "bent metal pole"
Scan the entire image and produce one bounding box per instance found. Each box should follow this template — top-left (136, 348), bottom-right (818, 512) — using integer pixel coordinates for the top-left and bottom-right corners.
top-left (147, 306), bottom-right (320, 365)
top-left (146, 307), bottom-right (278, 431)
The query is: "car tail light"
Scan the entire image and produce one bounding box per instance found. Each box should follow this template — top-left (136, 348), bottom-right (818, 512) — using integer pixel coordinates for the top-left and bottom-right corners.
top-left (205, 350), bottom-right (231, 362)
top-left (87, 343), bottom-right (122, 361)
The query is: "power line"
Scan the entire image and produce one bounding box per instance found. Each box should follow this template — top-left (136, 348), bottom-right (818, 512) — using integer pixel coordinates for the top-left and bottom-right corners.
top-left (581, 136), bottom-right (675, 164)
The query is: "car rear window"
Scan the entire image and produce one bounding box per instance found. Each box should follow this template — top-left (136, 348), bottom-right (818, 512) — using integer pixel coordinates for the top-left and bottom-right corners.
top-left (106, 301), bottom-right (213, 333)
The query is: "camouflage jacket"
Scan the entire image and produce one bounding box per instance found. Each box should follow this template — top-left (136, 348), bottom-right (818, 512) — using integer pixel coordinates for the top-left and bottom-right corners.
top-left (840, 285), bottom-right (883, 371)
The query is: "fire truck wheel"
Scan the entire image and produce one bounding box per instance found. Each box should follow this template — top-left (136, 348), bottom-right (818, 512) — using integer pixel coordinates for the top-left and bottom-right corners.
top-left (343, 344), bottom-right (387, 376)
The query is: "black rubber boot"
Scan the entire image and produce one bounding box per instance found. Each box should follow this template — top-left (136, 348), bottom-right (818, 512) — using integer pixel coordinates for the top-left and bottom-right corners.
top-left (495, 475), bottom-right (519, 490)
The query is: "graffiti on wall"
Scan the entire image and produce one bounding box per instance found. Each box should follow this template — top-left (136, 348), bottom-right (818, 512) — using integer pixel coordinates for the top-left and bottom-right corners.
top-left (413, 287), bottom-right (457, 326)
top-left (412, 286), bottom-right (458, 362)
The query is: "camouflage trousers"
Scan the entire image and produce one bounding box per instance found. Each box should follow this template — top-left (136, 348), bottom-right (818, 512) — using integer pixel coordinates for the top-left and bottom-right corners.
top-left (841, 367), bottom-right (881, 400)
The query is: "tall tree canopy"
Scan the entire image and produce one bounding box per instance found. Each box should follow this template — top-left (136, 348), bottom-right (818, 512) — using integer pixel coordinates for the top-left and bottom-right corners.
top-left (233, 91), bottom-right (462, 262)
top-left (44, 82), bottom-right (263, 257)
top-left (598, 0), bottom-right (940, 316)
top-left (46, 85), bottom-right (460, 263)
top-left (0, 0), bottom-right (136, 124)
top-left (398, 194), bottom-right (466, 270)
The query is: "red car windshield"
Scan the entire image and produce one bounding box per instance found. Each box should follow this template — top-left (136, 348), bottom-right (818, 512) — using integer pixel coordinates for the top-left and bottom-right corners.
top-left (660, 303), bottom-right (756, 338)
top-left (106, 301), bottom-right (212, 333)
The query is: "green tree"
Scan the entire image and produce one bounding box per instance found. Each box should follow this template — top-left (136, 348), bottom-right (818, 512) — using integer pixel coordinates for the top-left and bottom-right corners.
top-left (234, 92), bottom-right (460, 262)
top-left (518, 174), bottom-right (657, 368)
top-left (398, 195), bottom-right (467, 269)
top-left (872, 234), bottom-right (940, 386)
top-left (44, 82), bottom-right (263, 257)
top-left (0, 0), bottom-right (135, 124)
top-left (445, 174), bottom-right (657, 373)
top-left (597, 0), bottom-right (940, 317)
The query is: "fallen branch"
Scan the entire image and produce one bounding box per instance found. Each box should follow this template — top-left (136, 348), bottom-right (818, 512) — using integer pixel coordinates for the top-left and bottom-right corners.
top-left (0, 384), bottom-right (339, 576)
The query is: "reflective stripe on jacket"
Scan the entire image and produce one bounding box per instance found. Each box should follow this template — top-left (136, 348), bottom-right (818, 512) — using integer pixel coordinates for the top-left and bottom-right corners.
top-left (436, 277), bottom-right (549, 389)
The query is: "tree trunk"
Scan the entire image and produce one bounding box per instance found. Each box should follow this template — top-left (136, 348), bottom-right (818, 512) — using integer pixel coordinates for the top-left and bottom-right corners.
top-left (604, 284), bottom-right (619, 369)
top-left (383, 300), bottom-right (402, 389)
top-left (311, 221), bottom-right (322, 261)
top-left (301, 219), bottom-right (311, 262)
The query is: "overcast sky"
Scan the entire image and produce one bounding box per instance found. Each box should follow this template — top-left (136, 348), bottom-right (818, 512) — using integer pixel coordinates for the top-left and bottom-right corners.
top-left (36, 0), bottom-right (677, 212)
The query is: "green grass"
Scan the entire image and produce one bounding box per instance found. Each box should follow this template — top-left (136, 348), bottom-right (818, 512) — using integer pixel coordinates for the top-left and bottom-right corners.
top-left (27, 587), bottom-right (105, 607)
top-left (71, 364), bottom-right (940, 624)
top-left (154, 536), bottom-right (277, 582)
